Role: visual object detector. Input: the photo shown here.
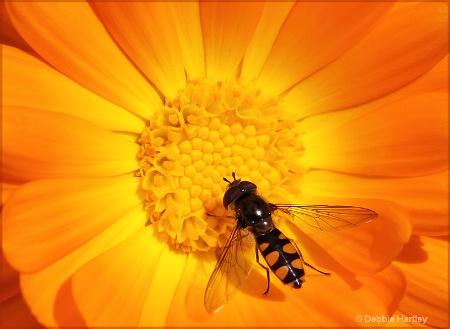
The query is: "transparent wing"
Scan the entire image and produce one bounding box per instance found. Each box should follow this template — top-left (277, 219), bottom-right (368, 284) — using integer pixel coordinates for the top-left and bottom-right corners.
top-left (272, 204), bottom-right (377, 233)
top-left (204, 225), bottom-right (255, 313)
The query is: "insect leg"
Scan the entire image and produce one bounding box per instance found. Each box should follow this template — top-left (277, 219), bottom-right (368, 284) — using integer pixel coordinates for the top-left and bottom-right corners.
top-left (255, 246), bottom-right (270, 295)
top-left (205, 213), bottom-right (235, 219)
top-left (291, 240), bottom-right (331, 276)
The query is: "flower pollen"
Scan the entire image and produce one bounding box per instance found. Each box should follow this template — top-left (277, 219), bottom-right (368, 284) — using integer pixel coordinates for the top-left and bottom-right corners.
top-left (138, 78), bottom-right (305, 252)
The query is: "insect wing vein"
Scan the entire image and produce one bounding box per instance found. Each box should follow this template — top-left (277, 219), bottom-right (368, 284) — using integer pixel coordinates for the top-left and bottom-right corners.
top-left (273, 204), bottom-right (377, 233)
top-left (204, 225), bottom-right (254, 313)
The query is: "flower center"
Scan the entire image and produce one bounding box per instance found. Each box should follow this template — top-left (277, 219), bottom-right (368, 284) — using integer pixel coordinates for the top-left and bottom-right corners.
top-left (138, 78), bottom-right (305, 252)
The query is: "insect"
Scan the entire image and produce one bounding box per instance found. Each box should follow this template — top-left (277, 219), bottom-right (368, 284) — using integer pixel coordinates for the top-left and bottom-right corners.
top-left (204, 173), bottom-right (377, 313)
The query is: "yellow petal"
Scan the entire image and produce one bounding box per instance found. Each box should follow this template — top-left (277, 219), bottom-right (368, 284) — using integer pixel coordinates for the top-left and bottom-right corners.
top-left (169, 2), bottom-right (205, 79)
top-left (301, 92), bottom-right (448, 177)
top-left (91, 2), bottom-right (186, 98)
top-left (280, 197), bottom-right (412, 275)
top-left (285, 2), bottom-right (448, 117)
top-left (6, 1), bottom-right (161, 118)
top-left (18, 203), bottom-right (145, 327)
top-left (256, 2), bottom-right (394, 95)
top-left (395, 236), bottom-right (448, 328)
top-left (302, 170), bottom-right (448, 236)
top-left (3, 107), bottom-right (140, 182)
top-left (200, 2), bottom-right (264, 79)
top-left (167, 252), bottom-right (218, 325)
top-left (72, 229), bottom-right (186, 327)
top-left (2, 45), bottom-right (145, 133)
top-left (138, 244), bottom-right (187, 326)
top-left (3, 178), bottom-right (142, 272)
top-left (240, 2), bottom-right (295, 80)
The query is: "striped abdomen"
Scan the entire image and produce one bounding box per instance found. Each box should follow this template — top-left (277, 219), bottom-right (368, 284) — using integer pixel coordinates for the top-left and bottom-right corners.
top-left (256, 228), bottom-right (305, 288)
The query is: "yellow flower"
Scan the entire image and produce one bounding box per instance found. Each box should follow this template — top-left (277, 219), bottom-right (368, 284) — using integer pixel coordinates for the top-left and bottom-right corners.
top-left (2, 1), bottom-right (448, 327)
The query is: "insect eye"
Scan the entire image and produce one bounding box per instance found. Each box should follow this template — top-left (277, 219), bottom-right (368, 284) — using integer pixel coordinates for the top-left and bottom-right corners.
top-left (223, 186), bottom-right (241, 209)
top-left (239, 181), bottom-right (257, 192)
top-left (228, 187), bottom-right (244, 207)
top-left (223, 181), bottom-right (257, 209)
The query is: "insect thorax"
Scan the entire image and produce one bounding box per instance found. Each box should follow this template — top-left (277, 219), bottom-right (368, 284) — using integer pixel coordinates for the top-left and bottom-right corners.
top-left (234, 193), bottom-right (274, 234)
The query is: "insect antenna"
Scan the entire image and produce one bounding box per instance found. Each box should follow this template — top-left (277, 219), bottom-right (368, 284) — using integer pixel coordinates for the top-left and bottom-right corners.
top-left (223, 172), bottom-right (238, 184)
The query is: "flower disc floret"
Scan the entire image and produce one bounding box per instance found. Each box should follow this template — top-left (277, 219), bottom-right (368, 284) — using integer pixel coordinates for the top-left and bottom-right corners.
top-left (138, 78), bottom-right (305, 252)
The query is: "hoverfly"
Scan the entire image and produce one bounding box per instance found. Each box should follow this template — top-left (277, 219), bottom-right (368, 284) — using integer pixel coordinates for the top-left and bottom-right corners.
top-left (204, 173), bottom-right (377, 313)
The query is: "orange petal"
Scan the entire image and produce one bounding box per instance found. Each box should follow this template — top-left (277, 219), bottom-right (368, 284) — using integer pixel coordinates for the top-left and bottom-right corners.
top-left (301, 92), bottom-right (448, 177)
top-left (3, 177), bottom-right (142, 272)
top-left (19, 203), bottom-right (146, 327)
top-left (390, 2), bottom-right (420, 13)
top-left (91, 2), bottom-right (186, 98)
top-left (169, 251), bottom-right (405, 326)
top-left (1, 182), bottom-right (19, 206)
top-left (2, 107), bottom-right (140, 183)
top-left (279, 197), bottom-right (412, 275)
top-left (283, 54), bottom-right (448, 122)
top-left (285, 2), bottom-right (448, 117)
top-left (240, 2), bottom-right (295, 81)
top-left (0, 293), bottom-right (44, 328)
top-left (5, 1), bottom-right (161, 118)
top-left (1, 251), bottom-right (20, 303)
top-left (3, 45), bottom-right (145, 133)
top-left (72, 229), bottom-right (186, 327)
top-left (302, 170), bottom-right (448, 236)
top-left (280, 264), bottom-right (406, 327)
top-left (200, 2), bottom-right (264, 79)
top-left (385, 54), bottom-right (449, 97)
top-left (256, 2), bottom-right (394, 95)
top-left (356, 265), bottom-right (407, 317)
top-left (395, 236), bottom-right (448, 328)
top-left (384, 310), bottom-right (427, 328)
top-left (0, 1), bottom-right (36, 55)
